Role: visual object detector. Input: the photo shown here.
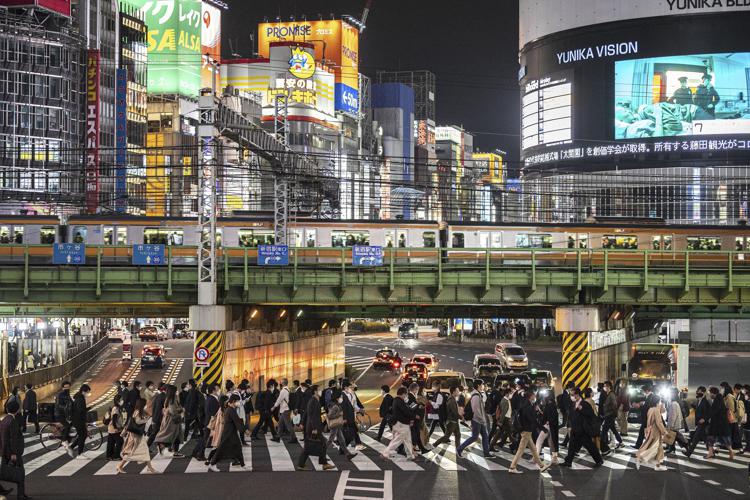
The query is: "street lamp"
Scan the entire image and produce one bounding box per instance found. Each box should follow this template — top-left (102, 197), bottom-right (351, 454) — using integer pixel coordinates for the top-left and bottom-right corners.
top-left (52, 320), bottom-right (61, 338)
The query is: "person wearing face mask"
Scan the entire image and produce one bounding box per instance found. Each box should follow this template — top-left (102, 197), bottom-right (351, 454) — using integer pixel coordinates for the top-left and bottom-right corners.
top-left (561, 387), bottom-right (603, 467)
top-left (740, 384), bottom-right (750, 455)
top-left (251, 379), bottom-right (278, 440)
top-left (105, 394), bottom-right (125, 461)
top-left (433, 385), bottom-right (461, 450)
top-left (207, 394), bottom-right (248, 471)
top-left (55, 381), bottom-right (74, 457)
top-left (297, 385), bottom-right (335, 471)
top-left (325, 390), bottom-right (356, 460)
top-left (69, 384), bottom-right (92, 459)
top-left (636, 398), bottom-right (668, 470)
top-left (376, 385), bottom-right (394, 442)
top-left (683, 386), bottom-right (710, 459)
top-left (456, 380), bottom-right (494, 459)
top-left (509, 390), bottom-right (550, 473)
top-left (271, 379), bottom-right (297, 445)
top-left (117, 398), bottom-right (157, 474)
top-left (381, 387), bottom-right (417, 460)
top-left (707, 386), bottom-right (734, 460)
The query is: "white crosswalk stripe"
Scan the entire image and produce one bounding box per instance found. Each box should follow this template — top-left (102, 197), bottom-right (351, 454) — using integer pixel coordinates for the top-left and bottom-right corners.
top-left (17, 425), bottom-right (750, 477)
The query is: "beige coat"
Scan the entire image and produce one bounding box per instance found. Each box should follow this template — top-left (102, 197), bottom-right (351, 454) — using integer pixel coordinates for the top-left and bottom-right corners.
top-left (636, 406), bottom-right (667, 464)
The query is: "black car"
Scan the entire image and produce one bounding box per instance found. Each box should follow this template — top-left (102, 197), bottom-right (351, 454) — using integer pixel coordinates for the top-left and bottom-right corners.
top-left (372, 349), bottom-right (403, 373)
top-left (141, 345), bottom-right (165, 369)
top-left (172, 323), bottom-right (190, 339)
top-left (398, 322), bottom-right (419, 339)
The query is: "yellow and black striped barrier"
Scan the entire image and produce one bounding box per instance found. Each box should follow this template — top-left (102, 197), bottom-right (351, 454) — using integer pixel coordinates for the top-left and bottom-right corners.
top-left (192, 330), bottom-right (225, 386)
top-left (561, 331), bottom-right (592, 390)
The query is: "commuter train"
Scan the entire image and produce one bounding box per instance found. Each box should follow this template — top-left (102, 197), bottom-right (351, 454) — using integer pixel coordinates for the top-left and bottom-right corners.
top-left (2, 215), bottom-right (750, 253)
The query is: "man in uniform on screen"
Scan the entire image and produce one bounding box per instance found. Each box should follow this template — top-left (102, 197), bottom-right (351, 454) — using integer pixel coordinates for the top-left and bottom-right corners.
top-left (694, 73), bottom-right (720, 118)
top-left (669, 76), bottom-right (693, 105)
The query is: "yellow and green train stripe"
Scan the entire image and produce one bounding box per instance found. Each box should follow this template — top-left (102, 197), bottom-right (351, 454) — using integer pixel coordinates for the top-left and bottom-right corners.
top-left (192, 330), bottom-right (225, 386)
top-left (561, 331), bottom-right (592, 390)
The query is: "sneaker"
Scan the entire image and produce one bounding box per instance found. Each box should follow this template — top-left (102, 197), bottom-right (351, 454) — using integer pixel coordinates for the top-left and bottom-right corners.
top-left (322, 464), bottom-right (336, 471)
top-left (602, 450), bottom-right (612, 457)
top-left (207, 464), bottom-right (219, 472)
top-left (508, 468), bottom-right (522, 474)
top-left (483, 453), bottom-right (496, 459)
top-left (654, 464), bottom-right (667, 471)
top-left (75, 453), bottom-right (89, 460)
top-left (66, 448), bottom-right (76, 458)
top-left (355, 444), bottom-right (366, 451)
top-left (539, 462), bottom-right (551, 473)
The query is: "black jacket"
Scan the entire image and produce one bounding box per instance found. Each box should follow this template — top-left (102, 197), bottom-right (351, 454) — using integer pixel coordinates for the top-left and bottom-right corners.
top-left (211, 407), bottom-right (244, 463)
top-left (71, 392), bottom-right (88, 426)
top-left (204, 395), bottom-right (220, 427)
top-left (151, 392), bottom-right (166, 427)
top-left (300, 389), bottom-right (313, 415)
top-left (510, 390), bottom-right (524, 411)
top-left (379, 394), bottom-right (394, 418)
top-left (124, 387), bottom-right (140, 413)
top-left (289, 388), bottom-right (301, 412)
top-left (708, 396), bottom-right (730, 436)
top-left (184, 388), bottom-right (200, 418)
top-left (54, 389), bottom-right (72, 421)
top-left (444, 396), bottom-right (460, 423)
top-left (22, 389), bottom-right (37, 413)
top-left (694, 397), bottom-right (710, 425)
top-left (257, 390), bottom-right (276, 412)
top-left (341, 393), bottom-right (356, 424)
top-left (391, 397), bottom-right (413, 425)
top-left (543, 400), bottom-right (559, 431)
top-left (640, 393), bottom-right (659, 423)
top-left (569, 399), bottom-right (596, 437)
top-left (0, 414), bottom-right (23, 460)
top-left (518, 400), bottom-right (537, 433)
top-left (304, 396), bottom-right (325, 437)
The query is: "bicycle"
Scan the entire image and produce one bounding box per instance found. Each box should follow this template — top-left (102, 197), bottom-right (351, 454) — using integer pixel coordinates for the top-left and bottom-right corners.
top-left (40, 421), bottom-right (104, 452)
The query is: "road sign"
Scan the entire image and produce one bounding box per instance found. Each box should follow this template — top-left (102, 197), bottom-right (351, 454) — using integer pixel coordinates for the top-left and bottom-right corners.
top-left (132, 244), bottom-right (165, 265)
top-left (52, 243), bottom-right (85, 265)
top-left (194, 346), bottom-right (210, 368)
top-left (258, 245), bottom-right (289, 266)
top-left (352, 245), bottom-right (383, 266)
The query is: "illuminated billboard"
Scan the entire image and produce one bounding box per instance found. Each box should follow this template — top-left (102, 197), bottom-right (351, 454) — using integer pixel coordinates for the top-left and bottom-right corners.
top-left (201, 1), bottom-right (221, 90)
top-left (615, 52), bottom-right (750, 140)
top-left (126, 0), bottom-right (202, 96)
top-left (258, 20), bottom-right (360, 114)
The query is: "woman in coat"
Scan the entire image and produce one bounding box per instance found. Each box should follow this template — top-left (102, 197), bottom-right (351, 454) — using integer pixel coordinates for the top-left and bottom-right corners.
top-left (665, 389), bottom-right (688, 454)
top-left (207, 394), bottom-right (248, 471)
top-left (205, 395), bottom-right (228, 464)
top-left (154, 385), bottom-right (185, 458)
top-left (117, 398), bottom-right (157, 474)
top-left (707, 386), bottom-right (734, 460)
top-left (615, 380), bottom-right (630, 436)
top-left (535, 390), bottom-right (560, 464)
top-left (636, 400), bottom-right (668, 470)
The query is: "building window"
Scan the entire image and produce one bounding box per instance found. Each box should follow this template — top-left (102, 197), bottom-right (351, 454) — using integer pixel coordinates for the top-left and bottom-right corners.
top-left (238, 229), bottom-right (274, 247)
top-left (331, 230), bottom-right (369, 247)
top-left (49, 77), bottom-right (60, 99)
top-left (49, 45), bottom-right (60, 67)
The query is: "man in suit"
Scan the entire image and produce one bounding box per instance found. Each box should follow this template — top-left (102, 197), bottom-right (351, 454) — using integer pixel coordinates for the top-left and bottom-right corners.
top-left (192, 383), bottom-right (220, 460)
top-left (251, 379), bottom-right (278, 440)
top-left (70, 384), bottom-right (91, 457)
top-left (147, 383), bottom-right (166, 448)
top-left (490, 388), bottom-right (513, 449)
top-left (433, 385), bottom-right (462, 449)
top-left (0, 399), bottom-right (25, 498)
top-left (296, 385), bottom-right (335, 470)
top-left (376, 385), bottom-right (394, 442)
top-left (634, 383), bottom-right (659, 449)
top-left (561, 387), bottom-right (603, 467)
top-left (684, 386), bottom-right (710, 458)
top-left (22, 383), bottom-right (38, 434)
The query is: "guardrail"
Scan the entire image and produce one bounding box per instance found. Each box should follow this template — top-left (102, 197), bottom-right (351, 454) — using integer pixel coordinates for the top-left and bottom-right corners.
top-left (1, 337), bottom-right (108, 399)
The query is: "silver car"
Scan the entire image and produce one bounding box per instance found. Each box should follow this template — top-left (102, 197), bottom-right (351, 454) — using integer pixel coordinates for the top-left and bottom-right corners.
top-left (495, 343), bottom-right (528, 372)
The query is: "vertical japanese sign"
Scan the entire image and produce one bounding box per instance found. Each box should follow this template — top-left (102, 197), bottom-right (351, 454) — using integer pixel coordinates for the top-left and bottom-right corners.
top-left (115, 68), bottom-right (128, 213)
top-left (86, 49), bottom-right (100, 214)
top-left (200, 1), bottom-right (221, 90)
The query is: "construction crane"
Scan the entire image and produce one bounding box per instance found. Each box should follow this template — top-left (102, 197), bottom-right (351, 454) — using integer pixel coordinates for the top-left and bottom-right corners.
top-left (361, 0), bottom-right (373, 29)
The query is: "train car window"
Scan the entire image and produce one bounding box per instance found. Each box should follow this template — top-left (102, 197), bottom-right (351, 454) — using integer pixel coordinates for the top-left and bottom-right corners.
top-left (305, 229), bottom-right (316, 248)
top-left (71, 226), bottom-right (87, 244)
top-left (652, 236), bottom-right (661, 250)
top-left (516, 234), bottom-right (552, 249)
top-left (12, 227), bottom-right (23, 244)
top-left (215, 229), bottom-right (222, 247)
top-left (332, 230), bottom-right (369, 247)
top-left (397, 231), bottom-right (407, 248)
top-left (687, 237), bottom-right (721, 251)
top-left (736, 237), bottom-right (748, 251)
top-left (0, 226), bottom-right (10, 244)
top-left (452, 232), bottom-right (465, 248)
top-left (384, 230), bottom-right (394, 248)
top-left (423, 231), bottom-right (436, 248)
top-left (602, 235), bottom-right (637, 249)
top-left (579, 235), bottom-right (588, 249)
top-left (103, 226), bottom-right (127, 245)
top-left (663, 236), bottom-right (673, 251)
top-left (492, 232), bottom-right (502, 248)
top-left (567, 236), bottom-right (575, 249)
top-left (144, 228), bottom-right (184, 246)
top-left (40, 226), bottom-right (55, 244)
top-left (238, 229), bottom-right (274, 247)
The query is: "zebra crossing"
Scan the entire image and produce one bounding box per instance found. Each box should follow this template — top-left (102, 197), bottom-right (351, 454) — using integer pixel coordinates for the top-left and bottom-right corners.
top-left (347, 355), bottom-right (373, 372)
top-left (18, 424), bottom-right (750, 478)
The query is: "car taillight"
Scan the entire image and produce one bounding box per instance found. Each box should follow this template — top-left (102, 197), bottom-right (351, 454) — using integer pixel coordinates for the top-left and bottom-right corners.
top-left (393, 361), bottom-right (400, 367)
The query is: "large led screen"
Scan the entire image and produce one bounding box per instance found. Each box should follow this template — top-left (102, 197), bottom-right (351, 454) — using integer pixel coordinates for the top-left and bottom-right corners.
top-left (615, 52), bottom-right (750, 140)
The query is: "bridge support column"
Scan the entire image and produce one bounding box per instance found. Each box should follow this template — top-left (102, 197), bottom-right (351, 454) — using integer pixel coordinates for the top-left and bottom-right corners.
top-left (561, 332), bottom-right (591, 391)
top-left (189, 305), bottom-right (230, 387)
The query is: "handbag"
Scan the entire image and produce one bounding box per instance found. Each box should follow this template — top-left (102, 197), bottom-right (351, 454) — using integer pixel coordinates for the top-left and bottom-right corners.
top-left (127, 418), bottom-right (146, 436)
top-left (664, 429), bottom-right (677, 446)
top-left (0, 461), bottom-right (24, 484)
top-left (727, 408), bottom-right (736, 425)
top-left (304, 436), bottom-right (324, 457)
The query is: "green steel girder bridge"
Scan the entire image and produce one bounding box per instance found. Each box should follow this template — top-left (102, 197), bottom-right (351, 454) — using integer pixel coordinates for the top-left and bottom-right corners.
top-left (0, 245), bottom-right (749, 318)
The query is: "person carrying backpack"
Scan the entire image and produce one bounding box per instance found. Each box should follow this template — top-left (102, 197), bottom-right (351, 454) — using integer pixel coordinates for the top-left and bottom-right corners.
top-left (456, 380), bottom-right (494, 459)
top-left (509, 390), bottom-right (550, 473)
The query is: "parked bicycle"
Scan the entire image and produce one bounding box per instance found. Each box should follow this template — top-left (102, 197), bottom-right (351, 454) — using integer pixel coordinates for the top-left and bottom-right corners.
top-left (39, 421), bottom-right (104, 452)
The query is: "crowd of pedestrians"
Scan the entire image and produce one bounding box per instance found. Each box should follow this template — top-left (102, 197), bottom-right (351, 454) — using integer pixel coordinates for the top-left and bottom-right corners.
top-left (374, 376), bottom-right (750, 473)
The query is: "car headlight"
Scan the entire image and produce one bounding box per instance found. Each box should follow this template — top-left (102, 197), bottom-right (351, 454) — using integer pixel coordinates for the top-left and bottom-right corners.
top-left (627, 387), bottom-right (636, 396)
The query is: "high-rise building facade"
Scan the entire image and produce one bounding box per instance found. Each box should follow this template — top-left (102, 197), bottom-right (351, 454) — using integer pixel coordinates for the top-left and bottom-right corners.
top-left (0, 8), bottom-right (86, 213)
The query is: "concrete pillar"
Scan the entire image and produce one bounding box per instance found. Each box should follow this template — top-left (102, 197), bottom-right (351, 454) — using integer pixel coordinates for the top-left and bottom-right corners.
top-left (561, 332), bottom-right (592, 390)
top-left (189, 305), bottom-right (229, 387)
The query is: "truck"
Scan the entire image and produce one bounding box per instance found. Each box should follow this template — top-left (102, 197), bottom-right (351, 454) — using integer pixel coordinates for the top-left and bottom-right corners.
top-left (621, 343), bottom-right (689, 423)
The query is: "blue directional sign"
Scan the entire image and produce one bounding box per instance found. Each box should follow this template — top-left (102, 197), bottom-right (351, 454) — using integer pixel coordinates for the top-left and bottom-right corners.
top-left (53, 243), bottom-right (85, 265)
top-left (258, 245), bottom-right (289, 266)
top-left (132, 244), bottom-right (165, 266)
top-left (352, 245), bottom-right (383, 266)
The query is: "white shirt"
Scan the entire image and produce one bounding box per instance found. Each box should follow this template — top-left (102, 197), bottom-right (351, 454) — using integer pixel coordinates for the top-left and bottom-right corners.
top-left (346, 390), bottom-right (361, 412)
top-left (273, 386), bottom-right (290, 413)
top-left (504, 396), bottom-right (512, 418)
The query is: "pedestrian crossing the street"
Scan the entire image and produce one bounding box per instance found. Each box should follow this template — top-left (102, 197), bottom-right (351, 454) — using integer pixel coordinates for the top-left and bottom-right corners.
top-left (17, 425), bottom-right (750, 478)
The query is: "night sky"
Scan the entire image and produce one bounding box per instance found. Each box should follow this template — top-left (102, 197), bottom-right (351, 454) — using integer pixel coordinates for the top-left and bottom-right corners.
top-left (222, 0), bottom-right (521, 166)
